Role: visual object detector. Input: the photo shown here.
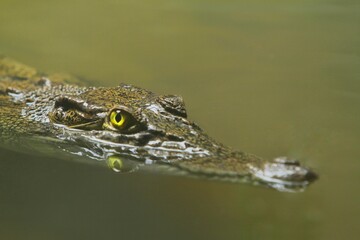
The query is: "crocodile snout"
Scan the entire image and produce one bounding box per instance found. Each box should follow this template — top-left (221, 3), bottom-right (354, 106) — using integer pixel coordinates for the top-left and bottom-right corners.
top-left (247, 157), bottom-right (318, 191)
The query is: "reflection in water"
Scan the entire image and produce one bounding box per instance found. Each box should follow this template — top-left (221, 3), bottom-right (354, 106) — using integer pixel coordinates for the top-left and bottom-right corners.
top-left (107, 155), bottom-right (140, 173)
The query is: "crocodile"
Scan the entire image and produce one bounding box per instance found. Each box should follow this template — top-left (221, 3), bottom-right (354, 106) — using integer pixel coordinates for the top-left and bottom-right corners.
top-left (0, 57), bottom-right (317, 191)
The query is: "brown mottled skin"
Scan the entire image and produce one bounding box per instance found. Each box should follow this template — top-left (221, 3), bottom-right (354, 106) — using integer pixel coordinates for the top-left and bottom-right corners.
top-left (0, 57), bottom-right (317, 191)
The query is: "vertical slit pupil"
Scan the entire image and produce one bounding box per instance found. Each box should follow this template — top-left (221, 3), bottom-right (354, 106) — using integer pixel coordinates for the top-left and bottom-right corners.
top-left (115, 112), bottom-right (122, 123)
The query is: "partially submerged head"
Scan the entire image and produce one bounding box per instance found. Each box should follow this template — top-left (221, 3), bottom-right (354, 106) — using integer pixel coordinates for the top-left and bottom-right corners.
top-left (48, 83), bottom-right (217, 161)
top-left (48, 83), bottom-right (317, 191)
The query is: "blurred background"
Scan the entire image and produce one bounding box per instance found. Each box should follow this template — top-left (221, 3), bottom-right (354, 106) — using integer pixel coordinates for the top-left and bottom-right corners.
top-left (0, 0), bottom-right (359, 239)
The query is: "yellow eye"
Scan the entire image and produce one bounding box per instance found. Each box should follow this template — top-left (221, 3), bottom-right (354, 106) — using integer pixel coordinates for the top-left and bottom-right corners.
top-left (107, 109), bottom-right (142, 133)
top-left (110, 110), bottom-right (126, 128)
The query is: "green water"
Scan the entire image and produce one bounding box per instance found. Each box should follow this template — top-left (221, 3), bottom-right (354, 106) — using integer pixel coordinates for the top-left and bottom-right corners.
top-left (1, 0), bottom-right (360, 239)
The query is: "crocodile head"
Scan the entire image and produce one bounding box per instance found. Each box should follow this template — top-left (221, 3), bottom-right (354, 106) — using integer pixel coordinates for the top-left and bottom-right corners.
top-left (48, 84), bottom-right (217, 161)
top-left (47, 83), bottom-right (317, 191)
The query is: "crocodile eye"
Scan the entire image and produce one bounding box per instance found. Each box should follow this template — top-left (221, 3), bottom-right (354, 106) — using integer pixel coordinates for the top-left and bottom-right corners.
top-left (110, 110), bottom-right (127, 128)
top-left (107, 109), bottom-right (144, 133)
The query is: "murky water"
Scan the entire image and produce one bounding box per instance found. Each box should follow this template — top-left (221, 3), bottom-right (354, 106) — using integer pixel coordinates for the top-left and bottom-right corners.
top-left (1, 0), bottom-right (359, 239)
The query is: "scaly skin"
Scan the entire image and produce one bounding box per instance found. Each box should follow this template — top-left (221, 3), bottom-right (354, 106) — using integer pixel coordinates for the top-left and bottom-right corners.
top-left (0, 57), bottom-right (317, 191)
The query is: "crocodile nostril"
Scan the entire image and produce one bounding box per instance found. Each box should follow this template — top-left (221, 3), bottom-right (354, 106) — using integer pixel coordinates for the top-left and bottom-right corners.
top-left (304, 169), bottom-right (318, 182)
